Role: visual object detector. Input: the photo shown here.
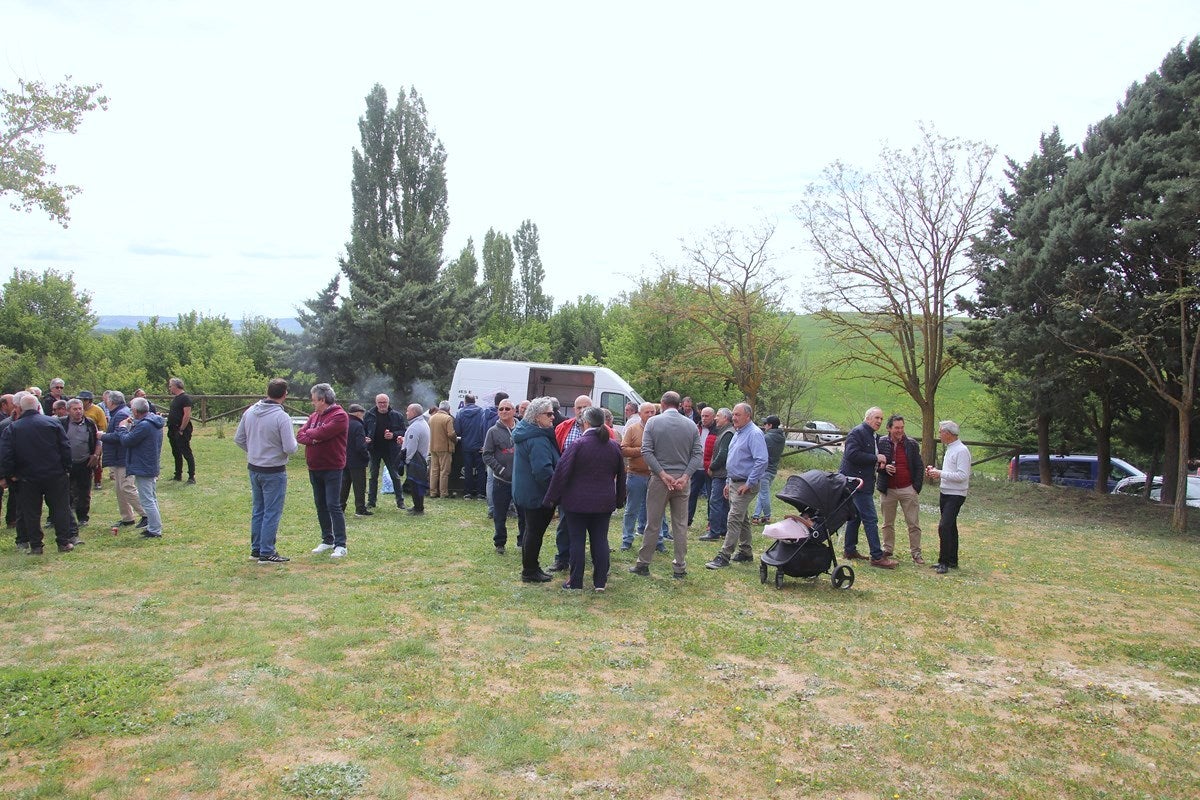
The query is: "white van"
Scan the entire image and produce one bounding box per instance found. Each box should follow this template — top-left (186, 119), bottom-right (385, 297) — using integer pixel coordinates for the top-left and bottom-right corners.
top-left (449, 359), bottom-right (645, 426)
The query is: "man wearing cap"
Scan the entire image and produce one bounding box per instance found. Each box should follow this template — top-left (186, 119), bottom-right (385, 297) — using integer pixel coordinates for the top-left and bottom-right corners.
top-left (78, 391), bottom-right (108, 490)
top-left (428, 401), bottom-right (456, 499)
top-left (341, 403), bottom-right (371, 518)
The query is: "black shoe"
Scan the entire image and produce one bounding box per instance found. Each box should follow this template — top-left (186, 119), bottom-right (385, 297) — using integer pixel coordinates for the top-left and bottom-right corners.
top-left (550, 560), bottom-right (568, 572)
top-left (115, 519), bottom-right (136, 527)
top-left (250, 551), bottom-right (261, 560)
top-left (619, 544), bottom-right (632, 551)
top-left (172, 476), bottom-right (182, 482)
top-left (672, 570), bottom-right (687, 580)
top-left (697, 533), bottom-right (722, 541)
top-left (366, 502), bottom-right (377, 509)
top-left (706, 555), bottom-right (730, 570)
top-left (57, 542), bottom-right (75, 553)
top-left (406, 508), bottom-right (424, 516)
top-left (29, 547), bottom-right (43, 555)
top-left (136, 516), bottom-right (148, 529)
top-left (354, 510), bottom-right (373, 517)
top-left (258, 553), bottom-right (290, 564)
top-left (78, 518), bottom-right (89, 527)
top-left (521, 572), bottom-right (553, 583)
top-left (495, 546), bottom-right (506, 555)
top-left (629, 564), bottom-right (650, 576)
top-left (69, 536), bottom-right (84, 546)
top-left (731, 552), bottom-right (753, 563)
top-left (141, 531), bottom-right (162, 538)
top-left (934, 563), bottom-right (949, 574)
top-left (186, 477), bottom-right (195, 485)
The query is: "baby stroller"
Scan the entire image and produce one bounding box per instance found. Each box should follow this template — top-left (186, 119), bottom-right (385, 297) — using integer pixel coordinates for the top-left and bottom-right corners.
top-left (759, 470), bottom-right (862, 590)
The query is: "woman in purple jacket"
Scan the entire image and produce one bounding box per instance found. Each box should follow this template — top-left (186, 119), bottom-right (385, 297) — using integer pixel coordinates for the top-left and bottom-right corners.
top-left (543, 406), bottom-right (626, 591)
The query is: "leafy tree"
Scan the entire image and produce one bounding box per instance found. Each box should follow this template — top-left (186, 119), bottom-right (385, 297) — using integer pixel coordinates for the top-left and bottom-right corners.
top-left (0, 268), bottom-right (97, 386)
top-left (548, 295), bottom-right (607, 365)
top-left (1, 76), bottom-right (108, 226)
top-left (444, 238), bottom-right (479, 292)
top-left (796, 124), bottom-right (996, 463)
top-left (295, 276), bottom-right (360, 386)
top-left (513, 219), bottom-right (552, 322)
top-left (237, 316), bottom-right (292, 377)
top-left (481, 228), bottom-right (515, 325)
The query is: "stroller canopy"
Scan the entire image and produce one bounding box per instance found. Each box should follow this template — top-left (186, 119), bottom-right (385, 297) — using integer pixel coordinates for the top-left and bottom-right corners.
top-left (776, 470), bottom-right (857, 531)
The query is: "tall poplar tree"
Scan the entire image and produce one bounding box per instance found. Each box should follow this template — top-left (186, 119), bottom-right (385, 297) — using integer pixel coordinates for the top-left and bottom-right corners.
top-left (481, 228), bottom-right (515, 323)
top-left (514, 219), bottom-right (552, 322)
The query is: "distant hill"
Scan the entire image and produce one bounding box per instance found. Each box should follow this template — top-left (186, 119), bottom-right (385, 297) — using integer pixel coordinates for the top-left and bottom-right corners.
top-left (94, 316), bottom-right (303, 334)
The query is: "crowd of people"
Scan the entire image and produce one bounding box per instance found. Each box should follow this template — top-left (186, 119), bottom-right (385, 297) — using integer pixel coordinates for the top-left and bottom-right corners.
top-left (0, 379), bottom-right (189, 554)
top-left (2, 375), bottom-right (971, 583)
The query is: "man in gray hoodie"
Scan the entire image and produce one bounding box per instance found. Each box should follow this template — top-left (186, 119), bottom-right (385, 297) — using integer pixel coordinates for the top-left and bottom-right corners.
top-left (234, 379), bottom-right (298, 563)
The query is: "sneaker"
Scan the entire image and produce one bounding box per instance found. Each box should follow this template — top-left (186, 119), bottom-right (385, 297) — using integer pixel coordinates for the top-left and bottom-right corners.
top-left (934, 563), bottom-right (949, 574)
top-left (258, 553), bottom-right (290, 564)
top-left (250, 551), bottom-right (261, 561)
top-left (731, 552), bottom-right (754, 563)
top-left (68, 536), bottom-right (84, 546)
top-left (561, 581), bottom-right (581, 591)
top-left (619, 544), bottom-right (632, 551)
top-left (594, 586), bottom-right (606, 593)
top-left (312, 543), bottom-right (335, 553)
top-left (870, 555), bottom-right (899, 569)
top-left (706, 555), bottom-right (730, 570)
top-left (140, 531), bottom-right (162, 538)
top-left (521, 572), bottom-right (552, 583)
top-left (330, 546), bottom-right (347, 558)
top-left (354, 510), bottom-right (374, 517)
top-left (93, 482), bottom-right (102, 490)
top-left (550, 560), bottom-right (568, 572)
top-left (115, 519), bottom-right (137, 527)
top-left (57, 543), bottom-right (74, 553)
top-left (656, 544), bottom-right (667, 553)
top-left (628, 564), bottom-right (650, 576)
top-left (697, 533), bottom-right (722, 541)
top-left (136, 516), bottom-right (148, 529)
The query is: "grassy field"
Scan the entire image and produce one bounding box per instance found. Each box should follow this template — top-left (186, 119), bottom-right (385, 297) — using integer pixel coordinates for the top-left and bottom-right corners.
top-left (2, 428), bottom-right (1198, 800)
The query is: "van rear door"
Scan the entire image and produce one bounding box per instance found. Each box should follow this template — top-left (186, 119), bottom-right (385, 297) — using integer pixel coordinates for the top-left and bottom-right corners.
top-left (528, 367), bottom-right (594, 405)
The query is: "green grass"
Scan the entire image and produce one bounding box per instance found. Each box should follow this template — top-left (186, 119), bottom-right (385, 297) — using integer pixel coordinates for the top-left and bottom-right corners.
top-left (1, 429), bottom-right (1198, 799)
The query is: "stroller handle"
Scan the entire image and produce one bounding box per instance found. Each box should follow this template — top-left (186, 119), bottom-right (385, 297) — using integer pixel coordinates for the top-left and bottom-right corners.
top-left (848, 476), bottom-right (864, 493)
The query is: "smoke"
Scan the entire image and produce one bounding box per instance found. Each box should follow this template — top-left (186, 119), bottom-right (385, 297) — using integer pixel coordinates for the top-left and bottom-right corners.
top-left (408, 379), bottom-right (439, 410)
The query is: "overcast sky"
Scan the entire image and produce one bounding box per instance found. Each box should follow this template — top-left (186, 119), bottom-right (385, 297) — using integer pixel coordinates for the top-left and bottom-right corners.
top-left (3, 1), bottom-right (1197, 320)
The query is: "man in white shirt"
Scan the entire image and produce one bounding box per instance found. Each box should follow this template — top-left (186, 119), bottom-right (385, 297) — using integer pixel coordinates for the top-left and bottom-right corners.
top-left (925, 420), bottom-right (970, 575)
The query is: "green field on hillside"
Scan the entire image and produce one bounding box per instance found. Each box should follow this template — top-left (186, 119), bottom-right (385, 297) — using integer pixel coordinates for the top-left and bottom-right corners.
top-left (1, 429), bottom-right (1197, 799)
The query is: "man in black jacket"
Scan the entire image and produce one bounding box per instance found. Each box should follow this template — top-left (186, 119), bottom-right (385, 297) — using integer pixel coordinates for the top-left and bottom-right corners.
top-left (62, 398), bottom-right (102, 539)
top-left (0, 393), bottom-right (74, 554)
top-left (838, 407), bottom-right (898, 569)
top-left (876, 414), bottom-right (925, 564)
top-left (364, 394), bottom-right (406, 510)
top-left (341, 404), bottom-right (371, 517)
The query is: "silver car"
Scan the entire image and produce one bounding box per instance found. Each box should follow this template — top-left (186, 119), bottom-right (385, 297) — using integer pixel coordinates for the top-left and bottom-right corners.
top-left (1112, 475), bottom-right (1200, 508)
top-left (802, 420), bottom-right (841, 444)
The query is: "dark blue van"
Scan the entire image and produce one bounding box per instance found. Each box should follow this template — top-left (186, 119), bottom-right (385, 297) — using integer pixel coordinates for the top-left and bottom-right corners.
top-left (1008, 454), bottom-right (1144, 491)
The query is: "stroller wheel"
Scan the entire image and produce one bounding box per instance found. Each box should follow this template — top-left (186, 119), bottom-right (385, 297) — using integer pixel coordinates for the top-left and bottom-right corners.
top-left (832, 565), bottom-right (855, 590)
top-left (774, 570), bottom-right (786, 589)
top-left (759, 561), bottom-right (768, 584)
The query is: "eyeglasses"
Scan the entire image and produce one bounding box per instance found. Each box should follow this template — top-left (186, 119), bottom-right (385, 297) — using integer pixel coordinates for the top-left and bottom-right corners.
top-left (541, 411), bottom-right (554, 417)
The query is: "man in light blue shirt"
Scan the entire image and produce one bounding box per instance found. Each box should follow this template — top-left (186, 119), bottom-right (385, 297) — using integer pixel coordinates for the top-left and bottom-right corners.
top-left (706, 402), bottom-right (767, 569)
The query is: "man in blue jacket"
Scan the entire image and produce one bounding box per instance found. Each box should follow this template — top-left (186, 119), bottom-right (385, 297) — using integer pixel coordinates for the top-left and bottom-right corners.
top-left (0, 393), bottom-right (74, 554)
top-left (455, 395), bottom-right (488, 500)
top-left (838, 407), bottom-right (898, 569)
top-left (103, 397), bottom-right (165, 538)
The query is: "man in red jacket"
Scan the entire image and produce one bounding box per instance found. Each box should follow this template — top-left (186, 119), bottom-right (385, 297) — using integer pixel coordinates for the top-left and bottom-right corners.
top-left (296, 383), bottom-right (349, 558)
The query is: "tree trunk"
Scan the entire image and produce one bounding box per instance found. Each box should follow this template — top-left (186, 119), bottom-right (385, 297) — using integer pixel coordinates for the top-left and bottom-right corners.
top-left (1036, 412), bottom-right (1052, 485)
top-left (920, 402), bottom-right (937, 465)
top-left (1094, 394), bottom-right (1113, 494)
top-left (1173, 403), bottom-right (1190, 533)
top-left (1162, 413), bottom-right (1180, 506)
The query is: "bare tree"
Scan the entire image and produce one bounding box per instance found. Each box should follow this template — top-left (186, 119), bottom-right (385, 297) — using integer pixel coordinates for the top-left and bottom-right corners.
top-left (648, 222), bottom-right (800, 409)
top-left (795, 124), bottom-right (996, 462)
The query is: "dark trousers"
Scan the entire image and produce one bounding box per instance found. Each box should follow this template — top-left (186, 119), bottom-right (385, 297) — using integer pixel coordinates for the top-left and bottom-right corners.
top-left (340, 466), bottom-right (367, 514)
top-left (938, 493), bottom-right (965, 567)
top-left (520, 505), bottom-right (555, 577)
top-left (19, 474), bottom-right (73, 548)
top-left (564, 510), bottom-right (612, 589)
top-left (168, 425), bottom-right (195, 479)
top-left (492, 479), bottom-right (516, 547)
top-left (368, 449), bottom-right (403, 507)
top-left (688, 470), bottom-right (710, 525)
top-left (68, 459), bottom-right (94, 523)
top-left (8, 482), bottom-right (25, 543)
top-left (462, 451), bottom-right (486, 497)
top-left (309, 469), bottom-right (346, 547)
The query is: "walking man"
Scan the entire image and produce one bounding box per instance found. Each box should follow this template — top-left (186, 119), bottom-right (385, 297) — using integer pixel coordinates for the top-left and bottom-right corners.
top-left (631, 391), bottom-right (702, 579)
top-left (877, 414), bottom-right (925, 564)
top-left (839, 407), bottom-right (899, 569)
top-left (926, 420), bottom-right (970, 575)
top-left (234, 378), bottom-right (298, 563)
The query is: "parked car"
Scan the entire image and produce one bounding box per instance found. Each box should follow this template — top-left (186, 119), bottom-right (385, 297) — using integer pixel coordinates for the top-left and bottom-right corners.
top-left (1008, 454), bottom-right (1144, 492)
top-left (1112, 475), bottom-right (1200, 508)
top-left (802, 420), bottom-right (841, 444)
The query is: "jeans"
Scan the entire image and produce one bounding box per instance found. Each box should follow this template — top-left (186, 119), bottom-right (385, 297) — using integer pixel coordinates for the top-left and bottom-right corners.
top-left (621, 473), bottom-right (667, 547)
top-left (753, 469), bottom-right (777, 519)
top-left (564, 510), bottom-right (612, 589)
top-left (938, 493), bottom-right (966, 567)
top-left (520, 505), bottom-right (555, 576)
top-left (486, 469), bottom-right (495, 515)
top-left (708, 476), bottom-right (728, 538)
top-left (368, 450), bottom-right (403, 507)
top-left (843, 487), bottom-right (883, 559)
top-left (134, 475), bottom-right (162, 534)
top-left (687, 469), bottom-right (710, 526)
top-left (309, 469), bottom-right (346, 547)
top-left (249, 469), bottom-right (288, 556)
top-left (168, 425), bottom-right (195, 480)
